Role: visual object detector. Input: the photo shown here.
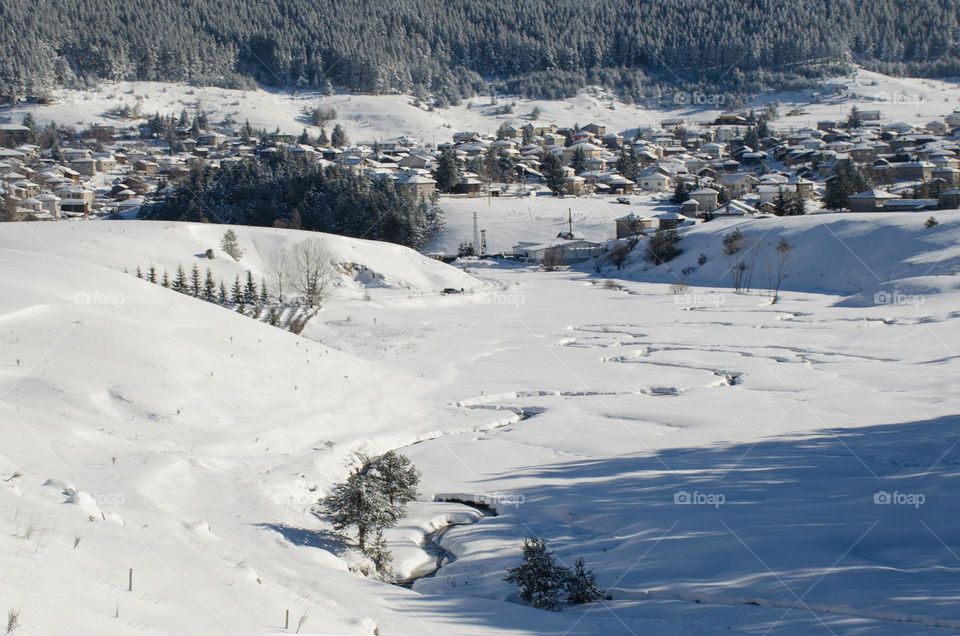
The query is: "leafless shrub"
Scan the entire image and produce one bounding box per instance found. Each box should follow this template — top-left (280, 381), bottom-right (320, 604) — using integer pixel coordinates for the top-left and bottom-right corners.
top-left (290, 239), bottom-right (336, 307)
top-left (266, 248), bottom-right (292, 303)
top-left (671, 281), bottom-right (690, 295)
top-left (6, 608), bottom-right (21, 634)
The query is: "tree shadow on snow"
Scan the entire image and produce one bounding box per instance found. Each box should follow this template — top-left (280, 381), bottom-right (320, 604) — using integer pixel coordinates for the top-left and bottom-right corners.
top-left (255, 522), bottom-right (349, 556)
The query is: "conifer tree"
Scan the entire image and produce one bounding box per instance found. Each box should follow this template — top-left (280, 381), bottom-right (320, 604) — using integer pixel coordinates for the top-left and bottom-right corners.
top-left (260, 277), bottom-right (269, 304)
top-left (190, 264), bottom-right (201, 296)
top-left (147, 264), bottom-right (157, 284)
top-left (331, 123), bottom-right (348, 147)
top-left (570, 145), bottom-right (588, 175)
top-left (565, 557), bottom-right (604, 604)
top-left (244, 270), bottom-right (257, 304)
top-left (369, 451), bottom-right (420, 507)
top-left (218, 280), bottom-right (228, 304)
top-left (231, 275), bottom-right (243, 304)
top-left (433, 146), bottom-right (462, 193)
top-left (173, 264), bottom-right (189, 293)
top-left (504, 538), bottom-right (569, 611)
top-left (542, 152), bottom-right (566, 196)
top-left (204, 268), bottom-right (216, 301)
top-left (321, 469), bottom-right (402, 552)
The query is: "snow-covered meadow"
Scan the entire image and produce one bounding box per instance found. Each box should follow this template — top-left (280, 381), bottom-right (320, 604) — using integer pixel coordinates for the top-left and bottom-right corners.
top-left (2, 213), bottom-right (960, 634)
top-left (3, 69), bottom-right (959, 143)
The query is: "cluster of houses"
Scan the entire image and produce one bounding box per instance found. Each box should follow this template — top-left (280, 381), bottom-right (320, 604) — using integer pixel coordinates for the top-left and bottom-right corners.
top-left (2, 103), bottom-right (960, 265)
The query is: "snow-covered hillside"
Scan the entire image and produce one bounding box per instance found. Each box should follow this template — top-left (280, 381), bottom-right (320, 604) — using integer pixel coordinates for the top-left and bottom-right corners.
top-left (616, 210), bottom-right (960, 296)
top-left (2, 217), bottom-right (960, 635)
top-left (3, 68), bottom-right (959, 143)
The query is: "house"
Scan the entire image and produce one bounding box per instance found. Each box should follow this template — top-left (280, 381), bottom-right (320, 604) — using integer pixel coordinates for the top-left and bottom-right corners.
top-left (398, 154), bottom-right (434, 170)
top-left (938, 188), bottom-right (960, 209)
top-left (512, 239), bottom-right (605, 264)
top-left (615, 213), bottom-right (653, 238)
top-left (653, 211), bottom-right (686, 229)
top-left (847, 188), bottom-right (900, 212)
top-left (582, 123), bottom-right (606, 137)
top-left (680, 199), bottom-right (700, 216)
top-left (605, 175), bottom-right (635, 195)
top-left (708, 199), bottom-right (758, 218)
top-left (395, 171), bottom-right (436, 199)
top-left (564, 175), bottom-right (586, 196)
top-left (688, 187), bottom-right (719, 210)
top-left (0, 124), bottom-right (31, 147)
top-left (756, 184), bottom-right (794, 205)
top-left (637, 169), bottom-right (672, 192)
top-left (452, 177), bottom-right (482, 197)
top-left (894, 161), bottom-right (934, 182)
top-left (718, 173), bottom-right (759, 195)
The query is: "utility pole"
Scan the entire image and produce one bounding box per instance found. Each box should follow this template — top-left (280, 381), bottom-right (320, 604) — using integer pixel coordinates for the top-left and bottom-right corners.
top-left (472, 210), bottom-right (481, 255)
top-left (568, 207), bottom-right (573, 237)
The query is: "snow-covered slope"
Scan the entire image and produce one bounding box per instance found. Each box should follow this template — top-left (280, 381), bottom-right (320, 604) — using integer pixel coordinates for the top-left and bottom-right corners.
top-left (0, 221), bottom-right (477, 299)
top-left (4, 68), bottom-right (959, 143)
top-left (616, 210), bottom-right (960, 296)
top-left (3, 217), bottom-right (960, 635)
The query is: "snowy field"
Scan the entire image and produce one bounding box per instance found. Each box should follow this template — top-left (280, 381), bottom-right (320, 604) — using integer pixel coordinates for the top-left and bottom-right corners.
top-left (2, 214), bottom-right (960, 634)
top-left (3, 69), bottom-right (960, 143)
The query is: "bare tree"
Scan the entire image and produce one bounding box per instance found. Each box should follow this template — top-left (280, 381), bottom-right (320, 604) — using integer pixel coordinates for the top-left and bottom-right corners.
top-left (541, 248), bottom-right (563, 271)
top-left (724, 229), bottom-right (761, 294)
top-left (768, 237), bottom-right (793, 303)
top-left (266, 247), bottom-right (292, 303)
top-left (290, 238), bottom-right (336, 307)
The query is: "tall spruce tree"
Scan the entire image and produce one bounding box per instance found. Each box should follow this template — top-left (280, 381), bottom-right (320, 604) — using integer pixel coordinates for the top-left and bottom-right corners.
top-left (542, 152), bottom-right (567, 196)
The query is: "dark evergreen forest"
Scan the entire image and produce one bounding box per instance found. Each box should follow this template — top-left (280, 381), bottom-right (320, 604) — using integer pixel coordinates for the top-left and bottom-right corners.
top-left (139, 154), bottom-right (445, 249)
top-left (1, 0), bottom-right (958, 103)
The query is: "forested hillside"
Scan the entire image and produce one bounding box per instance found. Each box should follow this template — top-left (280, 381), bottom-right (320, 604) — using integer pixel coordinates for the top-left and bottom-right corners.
top-left (1, 0), bottom-right (958, 103)
top-left (140, 155), bottom-right (445, 249)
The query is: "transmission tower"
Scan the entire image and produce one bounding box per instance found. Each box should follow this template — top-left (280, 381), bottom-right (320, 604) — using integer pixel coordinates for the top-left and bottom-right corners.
top-left (472, 211), bottom-right (481, 254)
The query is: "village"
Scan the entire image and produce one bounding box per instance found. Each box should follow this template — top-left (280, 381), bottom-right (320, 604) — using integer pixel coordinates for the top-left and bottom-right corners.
top-left (2, 101), bottom-right (960, 266)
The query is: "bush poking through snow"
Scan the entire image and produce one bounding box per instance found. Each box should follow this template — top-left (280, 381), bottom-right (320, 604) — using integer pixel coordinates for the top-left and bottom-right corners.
top-left (504, 538), bottom-right (569, 611)
top-left (565, 557), bottom-right (605, 604)
top-left (645, 229), bottom-right (682, 265)
top-left (925, 216), bottom-right (939, 228)
top-left (6, 608), bottom-right (21, 635)
top-left (220, 229), bottom-right (243, 261)
top-left (505, 538), bottom-right (605, 610)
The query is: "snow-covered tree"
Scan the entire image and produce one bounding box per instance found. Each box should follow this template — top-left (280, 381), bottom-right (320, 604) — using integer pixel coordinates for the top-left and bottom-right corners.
top-left (504, 537), bottom-right (569, 611)
top-left (230, 275), bottom-right (243, 304)
top-left (321, 470), bottom-right (402, 552)
top-left (220, 228), bottom-right (243, 260)
top-left (172, 264), bottom-right (189, 293)
top-left (369, 451), bottom-right (420, 507)
top-left (565, 557), bottom-right (604, 604)
top-left (190, 264), bottom-right (201, 296)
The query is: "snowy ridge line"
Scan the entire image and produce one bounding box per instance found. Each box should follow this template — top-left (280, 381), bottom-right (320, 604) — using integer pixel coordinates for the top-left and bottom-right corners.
top-left (455, 390), bottom-right (625, 407)
top-left (622, 589), bottom-right (960, 630)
